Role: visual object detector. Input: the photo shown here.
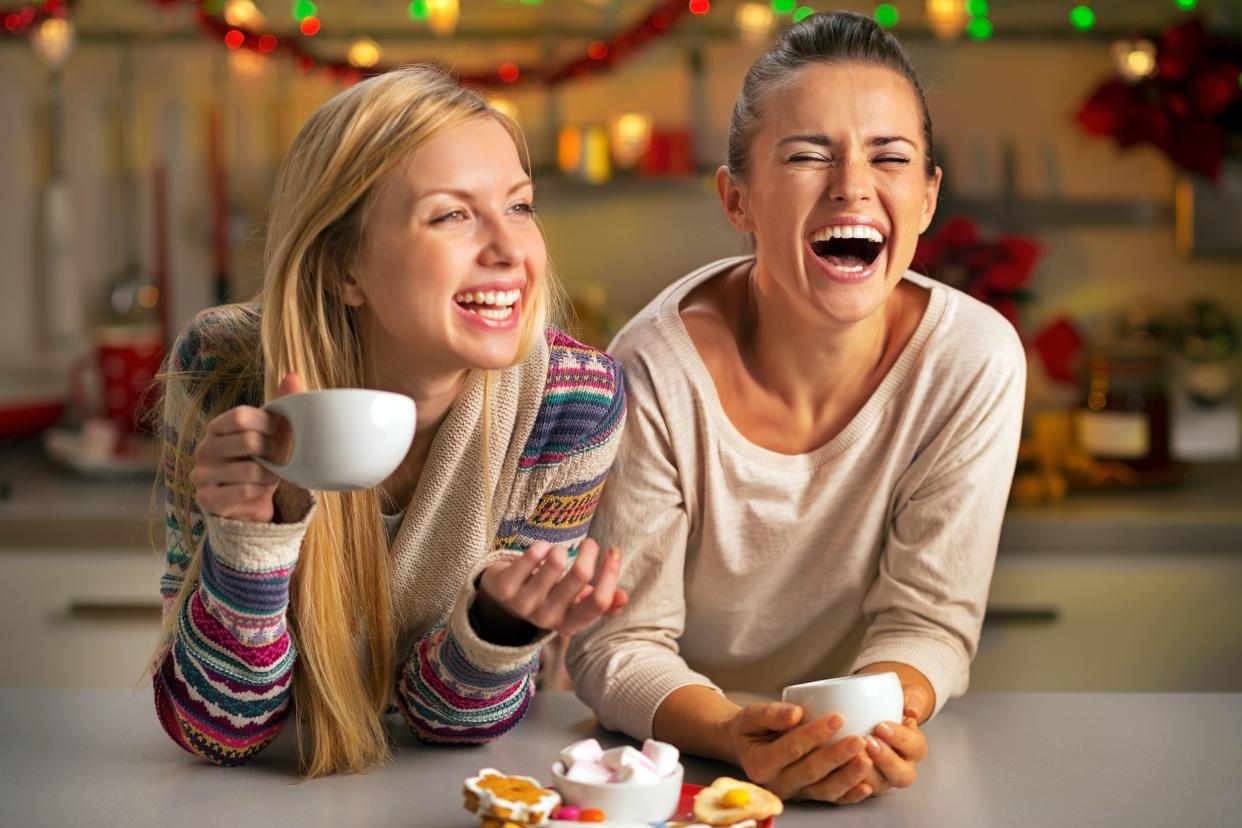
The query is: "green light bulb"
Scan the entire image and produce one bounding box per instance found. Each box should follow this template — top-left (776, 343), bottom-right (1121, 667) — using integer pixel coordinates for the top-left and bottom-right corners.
top-left (966, 0), bottom-right (990, 16)
top-left (874, 3), bottom-right (899, 28)
top-left (408, 0), bottom-right (428, 20)
top-left (967, 16), bottom-right (993, 40)
top-left (1175, 0), bottom-right (1198, 10)
top-left (293, 0), bottom-right (317, 21)
top-left (1069, 5), bottom-right (1095, 31)
top-left (773, 0), bottom-right (797, 14)
top-left (793, 6), bottom-right (815, 23)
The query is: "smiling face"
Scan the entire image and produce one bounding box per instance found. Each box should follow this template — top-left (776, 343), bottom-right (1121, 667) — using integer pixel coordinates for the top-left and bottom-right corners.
top-left (343, 114), bottom-right (546, 375)
top-left (720, 61), bottom-right (941, 325)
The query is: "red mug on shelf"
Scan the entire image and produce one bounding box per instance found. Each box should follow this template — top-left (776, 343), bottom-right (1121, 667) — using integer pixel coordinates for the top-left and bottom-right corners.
top-left (71, 326), bottom-right (165, 434)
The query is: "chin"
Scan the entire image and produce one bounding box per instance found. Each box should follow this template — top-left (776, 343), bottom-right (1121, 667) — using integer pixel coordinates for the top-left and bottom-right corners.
top-left (458, 338), bottom-right (524, 372)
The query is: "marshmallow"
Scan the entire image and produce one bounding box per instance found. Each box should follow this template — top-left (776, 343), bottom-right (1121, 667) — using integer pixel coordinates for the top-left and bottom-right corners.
top-left (559, 738), bottom-right (604, 771)
top-left (641, 738), bottom-right (681, 777)
top-left (600, 746), bottom-right (653, 773)
top-left (612, 760), bottom-right (663, 785)
top-left (563, 759), bottom-right (613, 785)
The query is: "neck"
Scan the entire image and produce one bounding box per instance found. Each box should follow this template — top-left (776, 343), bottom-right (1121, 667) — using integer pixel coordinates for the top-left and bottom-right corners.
top-left (742, 263), bottom-right (893, 411)
top-left (360, 324), bottom-right (469, 484)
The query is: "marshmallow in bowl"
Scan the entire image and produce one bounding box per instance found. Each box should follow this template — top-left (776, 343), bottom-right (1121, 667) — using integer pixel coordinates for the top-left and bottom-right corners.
top-left (641, 738), bottom-right (681, 777)
top-left (560, 738), bottom-right (604, 770)
top-left (562, 759), bottom-right (613, 785)
top-left (559, 739), bottom-right (680, 784)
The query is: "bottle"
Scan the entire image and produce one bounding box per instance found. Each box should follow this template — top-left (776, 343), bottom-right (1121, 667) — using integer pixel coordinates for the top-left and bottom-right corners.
top-left (1075, 343), bottom-right (1172, 474)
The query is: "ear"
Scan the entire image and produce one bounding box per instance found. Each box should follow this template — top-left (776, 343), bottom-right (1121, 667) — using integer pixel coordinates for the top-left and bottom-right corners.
top-left (715, 165), bottom-right (755, 234)
top-left (918, 166), bottom-right (943, 235)
top-left (339, 272), bottom-right (367, 308)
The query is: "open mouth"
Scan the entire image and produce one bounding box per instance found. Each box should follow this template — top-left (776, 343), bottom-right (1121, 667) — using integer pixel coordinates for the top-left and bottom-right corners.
top-left (808, 224), bottom-right (887, 274)
top-left (452, 288), bottom-right (521, 321)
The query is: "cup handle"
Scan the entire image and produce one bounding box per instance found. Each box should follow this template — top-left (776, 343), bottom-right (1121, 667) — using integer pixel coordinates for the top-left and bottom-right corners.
top-left (254, 397), bottom-right (298, 477)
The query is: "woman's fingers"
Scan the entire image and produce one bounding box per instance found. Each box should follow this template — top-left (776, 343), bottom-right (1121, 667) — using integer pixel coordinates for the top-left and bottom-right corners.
top-left (543, 540), bottom-right (599, 614)
top-left (773, 731), bottom-right (863, 797)
top-left (744, 713), bottom-right (841, 793)
top-left (205, 405), bottom-right (278, 438)
top-left (874, 720), bottom-right (928, 763)
top-left (866, 731), bottom-right (919, 789)
top-left (191, 459), bottom-right (279, 486)
top-left (795, 750), bottom-right (874, 803)
top-left (560, 547), bottom-right (621, 633)
top-left (196, 431), bottom-right (281, 465)
top-left (483, 542), bottom-right (551, 604)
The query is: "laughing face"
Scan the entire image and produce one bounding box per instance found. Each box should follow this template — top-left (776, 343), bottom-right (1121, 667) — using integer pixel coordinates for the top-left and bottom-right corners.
top-left (343, 115), bottom-right (546, 376)
top-left (721, 61), bottom-right (941, 324)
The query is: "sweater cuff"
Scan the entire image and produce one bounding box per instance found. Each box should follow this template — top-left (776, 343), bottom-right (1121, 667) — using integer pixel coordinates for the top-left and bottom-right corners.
top-left (849, 636), bottom-right (967, 720)
top-left (595, 657), bottom-right (722, 741)
top-left (202, 498), bottom-right (316, 573)
top-left (448, 551), bottom-right (554, 675)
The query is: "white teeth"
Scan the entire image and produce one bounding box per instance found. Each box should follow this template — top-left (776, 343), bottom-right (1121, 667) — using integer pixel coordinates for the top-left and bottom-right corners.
top-left (811, 224), bottom-right (886, 244)
top-left (835, 263), bottom-right (865, 273)
top-left (453, 289), bottom-right (523, 308)
top-left (475, 306), bottom-right (514, 320)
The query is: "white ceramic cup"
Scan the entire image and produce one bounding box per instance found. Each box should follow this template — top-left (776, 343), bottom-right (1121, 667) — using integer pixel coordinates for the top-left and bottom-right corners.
top-left (551, 761), bottom-right (683, 824)
top-left (781, 672), bottom-right (904, 742)
top-left (255, 389), bottom-right (415, 492)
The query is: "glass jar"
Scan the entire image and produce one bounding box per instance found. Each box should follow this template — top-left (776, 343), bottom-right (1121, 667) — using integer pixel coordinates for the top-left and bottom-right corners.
top-left (1075, 344), bottom-right (1171, 473)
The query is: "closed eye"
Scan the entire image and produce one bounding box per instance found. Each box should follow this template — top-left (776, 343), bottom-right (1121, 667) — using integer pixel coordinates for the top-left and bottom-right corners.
top-left (874, 156), bottom-right (910, 165)
top-left (432, 209), bottom-right (468, 224)
top-left (788, 153), bottom-right (830, 164)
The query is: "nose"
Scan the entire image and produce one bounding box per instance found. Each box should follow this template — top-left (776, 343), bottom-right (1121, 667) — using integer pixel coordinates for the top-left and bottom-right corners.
top-left (826, 156), bottom-right (873, 205)
top-left (479, 214), bottom-right (526, 269)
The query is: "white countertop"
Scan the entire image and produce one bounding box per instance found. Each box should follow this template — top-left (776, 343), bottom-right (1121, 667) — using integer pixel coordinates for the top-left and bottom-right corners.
top-left (1, 689), bottom-right (1239, 827)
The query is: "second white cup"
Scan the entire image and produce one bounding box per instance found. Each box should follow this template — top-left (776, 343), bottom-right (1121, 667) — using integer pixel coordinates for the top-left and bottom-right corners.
top-left (256, 388), bottom-right (415, 492)
top-left (780, 672), bottom-right (904, 742)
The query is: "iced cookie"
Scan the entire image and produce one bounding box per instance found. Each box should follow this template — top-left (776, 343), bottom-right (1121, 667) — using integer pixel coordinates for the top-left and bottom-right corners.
top-left (463, 768), bottom-right (561, 826)
top-left (692, 778), bottom-right (783, 825)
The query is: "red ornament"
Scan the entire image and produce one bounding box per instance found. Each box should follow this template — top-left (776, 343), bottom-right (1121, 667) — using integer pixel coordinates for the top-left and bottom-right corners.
top-left (587, 40), bottom-right (608, 60)
top-left (689, 0), bottom-right (709, 14)
top-left (299, 16), bottom-right (320, 36)
top-left (257, 33), bottom-right (277, 53)
top-left (498, 62), bottom-right (520, 83)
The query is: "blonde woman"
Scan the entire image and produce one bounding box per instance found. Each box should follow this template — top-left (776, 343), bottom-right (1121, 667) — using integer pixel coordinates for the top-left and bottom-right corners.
top-left (152, 66), bottom-right (627, 777)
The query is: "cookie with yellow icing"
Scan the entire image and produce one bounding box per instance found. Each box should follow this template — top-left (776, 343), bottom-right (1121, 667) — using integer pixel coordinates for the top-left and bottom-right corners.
top-left (692, 777), bottom-right (783, 825)
top-left (462, 768), bottom-right (561, 826)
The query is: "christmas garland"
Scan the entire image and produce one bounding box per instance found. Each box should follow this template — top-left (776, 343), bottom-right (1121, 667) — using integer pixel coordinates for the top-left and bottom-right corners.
top-left (146, 0), bottom-right (690, 88)
top-left (0, 0), bottom-right (72, 37)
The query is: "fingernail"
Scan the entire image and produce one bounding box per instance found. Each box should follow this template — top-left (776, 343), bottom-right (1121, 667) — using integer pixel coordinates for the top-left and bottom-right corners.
top-left (875, 722), bottom-right (894, 738)
top-left (866, 736), bottom-right (882, 756)
top-left (848, 736), bottom-right (865, 754)
top-left (827, 714), bottom-right (843, 730)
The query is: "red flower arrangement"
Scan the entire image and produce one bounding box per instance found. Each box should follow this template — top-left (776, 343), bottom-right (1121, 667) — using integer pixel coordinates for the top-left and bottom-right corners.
top-left (914, 217), bottom-right (1041, 334)
top-left (1076, 19), bottom-right (1242, 181)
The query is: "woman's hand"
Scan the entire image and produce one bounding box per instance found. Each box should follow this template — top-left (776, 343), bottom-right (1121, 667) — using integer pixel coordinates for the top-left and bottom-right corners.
top-left (857, 703), bottom-right (929, 799)
top-left (475, 539), bottom-right (628, 641)
top-left (191, 373), bottom-right (303, 522)
top-left (726, 703), bottom-right (880, 805)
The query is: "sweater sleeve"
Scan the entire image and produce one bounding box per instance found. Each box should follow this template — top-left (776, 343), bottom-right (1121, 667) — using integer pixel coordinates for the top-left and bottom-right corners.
top-left (394, 332), bottom-right (628, 744)
top-left (566, 354), bottom-right (719, 741)
top-left (849, 326), bottom-right (1026, 717)
top-left (152, 314), bottom-right (314, 766)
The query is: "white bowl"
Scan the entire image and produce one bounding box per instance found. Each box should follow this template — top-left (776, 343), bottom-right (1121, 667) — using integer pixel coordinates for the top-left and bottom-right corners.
top-left (551, 760), bottom-right (683, 823)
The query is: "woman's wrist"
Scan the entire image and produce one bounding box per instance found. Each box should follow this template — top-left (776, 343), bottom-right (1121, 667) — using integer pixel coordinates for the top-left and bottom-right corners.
top-left (469, 583), bottom-right (540, 646)
top-left (653, 685), bottom-right (743, 765)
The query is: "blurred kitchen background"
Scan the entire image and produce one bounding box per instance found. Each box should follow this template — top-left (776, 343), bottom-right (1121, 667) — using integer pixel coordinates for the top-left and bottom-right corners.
top-left (1, 0), bottom-right (1240, 696)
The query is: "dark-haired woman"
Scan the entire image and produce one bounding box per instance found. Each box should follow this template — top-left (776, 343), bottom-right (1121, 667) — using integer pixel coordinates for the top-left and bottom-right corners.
top-left (569, 11), bottom-right (1024, 804)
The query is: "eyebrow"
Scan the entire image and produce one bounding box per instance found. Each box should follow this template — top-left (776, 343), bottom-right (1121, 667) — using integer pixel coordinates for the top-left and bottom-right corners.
top-left (776, 134), bottom-right (918, 150)
top-left (415, 179), bottom-right (533, 201)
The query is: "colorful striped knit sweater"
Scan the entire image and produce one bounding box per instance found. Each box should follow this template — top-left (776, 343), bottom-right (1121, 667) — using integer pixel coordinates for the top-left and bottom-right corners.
top-left (153, 306), bottom-right (625, 765)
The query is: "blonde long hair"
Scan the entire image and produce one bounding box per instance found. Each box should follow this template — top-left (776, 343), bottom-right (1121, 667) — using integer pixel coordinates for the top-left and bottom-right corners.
top-left (156, 66), bottom-right (559, 777)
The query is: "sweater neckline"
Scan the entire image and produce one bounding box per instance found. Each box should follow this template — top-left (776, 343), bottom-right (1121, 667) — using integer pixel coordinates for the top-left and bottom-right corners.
top-left (656, 255), bottom-right (948, 470)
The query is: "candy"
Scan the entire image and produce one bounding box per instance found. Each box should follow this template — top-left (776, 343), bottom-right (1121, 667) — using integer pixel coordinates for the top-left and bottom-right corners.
top-left (722, 788), bottom-right (751, 808)
top-left (600, 745), bottom-right (648, 772)
top-left (551, 805), bottom-right (582, 821)
top-left (640, 738), bottom-right (681, 777)
top-left (560, 738), bottom-right (604, 770)
top-left (563, 759), bottom-right (613, 785)
top-left (579, 809), bottom-right (607, 822)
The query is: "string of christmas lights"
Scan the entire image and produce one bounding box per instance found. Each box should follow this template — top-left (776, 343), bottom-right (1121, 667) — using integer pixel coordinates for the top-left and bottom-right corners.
top-left (142, 0), bottom-right (690, 88)
top-left (0, 0), bottom-right (72, 38)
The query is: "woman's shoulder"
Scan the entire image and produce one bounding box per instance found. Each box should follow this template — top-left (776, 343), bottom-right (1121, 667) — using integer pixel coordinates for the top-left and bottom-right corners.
top-left (905, 272), bottom-right (1025, 379)
top-left (516, 327), bottom-right (627, 470)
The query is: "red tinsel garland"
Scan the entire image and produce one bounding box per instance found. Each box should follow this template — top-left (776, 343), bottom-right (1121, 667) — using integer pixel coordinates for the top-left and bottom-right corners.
top-left (145, 0), bottom-right (690, 88)
top-left (1076, 19), bottom-right (1242, 181)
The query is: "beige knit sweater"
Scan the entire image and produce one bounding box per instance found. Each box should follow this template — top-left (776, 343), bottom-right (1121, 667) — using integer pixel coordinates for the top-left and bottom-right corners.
top-left (568, 257), bottom-right (1025, 740)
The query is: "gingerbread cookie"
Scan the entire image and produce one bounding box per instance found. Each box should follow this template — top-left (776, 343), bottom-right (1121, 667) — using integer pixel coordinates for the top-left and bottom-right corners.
top-left (692, 777), bottom-right (783, 825)
top-left (463, 768), bottom-right (561, 826)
